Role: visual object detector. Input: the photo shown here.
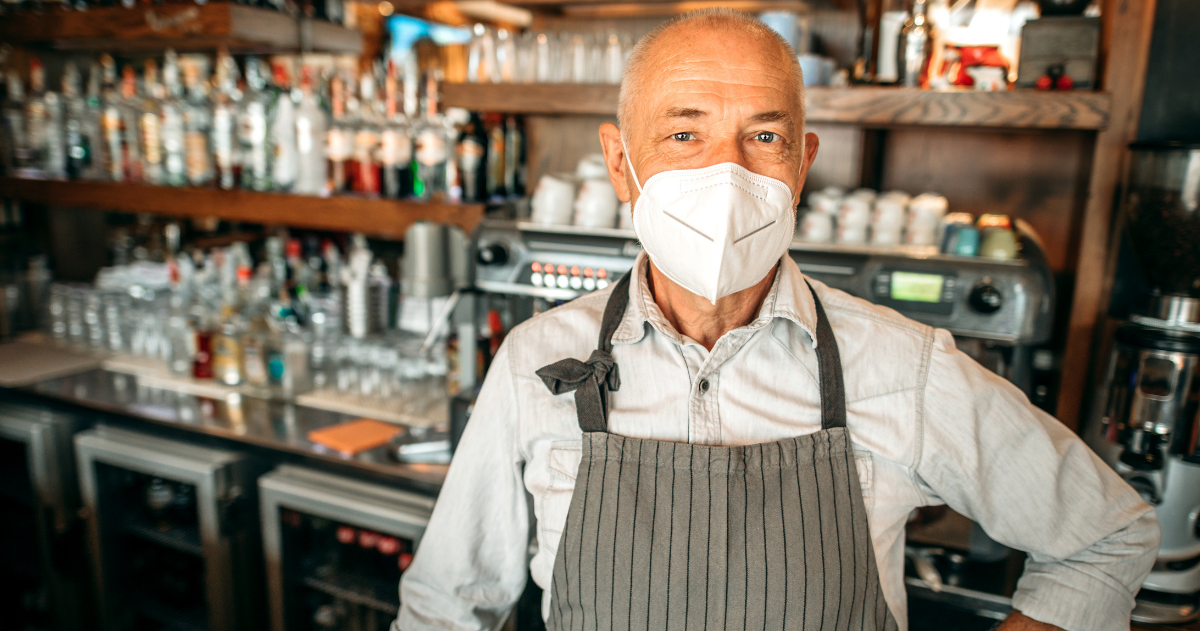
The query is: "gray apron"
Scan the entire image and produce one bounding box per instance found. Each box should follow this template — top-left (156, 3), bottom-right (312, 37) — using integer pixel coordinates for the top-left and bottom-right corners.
top-left (536, 272), bottom-right (900, 630)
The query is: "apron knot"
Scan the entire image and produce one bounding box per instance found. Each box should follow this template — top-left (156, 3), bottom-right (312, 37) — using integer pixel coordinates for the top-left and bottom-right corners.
top-left (535, 349), bottom-right (620, 432)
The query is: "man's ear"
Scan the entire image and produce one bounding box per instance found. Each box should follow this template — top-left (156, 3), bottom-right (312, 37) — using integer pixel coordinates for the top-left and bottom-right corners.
top-left (792, 131), bottom-right (820, 207)
top-left (599, 122), bottom-right (633, 203)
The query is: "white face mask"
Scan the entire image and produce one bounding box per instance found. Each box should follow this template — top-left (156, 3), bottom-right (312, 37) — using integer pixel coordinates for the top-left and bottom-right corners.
top-left (623, 138), bottom-right (797, 304)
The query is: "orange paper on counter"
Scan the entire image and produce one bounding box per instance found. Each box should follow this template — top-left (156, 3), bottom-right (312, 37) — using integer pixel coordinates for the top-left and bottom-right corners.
top-left (308, 418), bottom-right (401, 454)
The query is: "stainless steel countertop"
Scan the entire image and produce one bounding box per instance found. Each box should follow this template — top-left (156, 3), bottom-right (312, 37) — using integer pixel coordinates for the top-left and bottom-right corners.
top-left (16, 368), bottom-right (449, 491)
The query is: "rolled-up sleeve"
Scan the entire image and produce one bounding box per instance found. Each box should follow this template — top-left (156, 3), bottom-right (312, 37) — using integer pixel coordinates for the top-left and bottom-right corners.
top-left (397, 342), bottom-right (530, 631)
top-left (913, 329), bottom-right (1160, 631)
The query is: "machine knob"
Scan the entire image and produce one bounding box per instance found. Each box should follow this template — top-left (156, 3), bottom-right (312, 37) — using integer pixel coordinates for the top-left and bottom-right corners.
top-left (476, 244), bottom-right (509, 266)
top-left (968, 281), bottom-right (1003, 314)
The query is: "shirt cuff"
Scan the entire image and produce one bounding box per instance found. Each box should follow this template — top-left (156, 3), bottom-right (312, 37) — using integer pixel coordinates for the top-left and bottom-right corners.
top-left (1011, 560), bottom-right (1138, 631)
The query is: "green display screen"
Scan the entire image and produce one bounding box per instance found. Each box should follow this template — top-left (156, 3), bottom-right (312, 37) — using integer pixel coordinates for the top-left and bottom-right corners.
top-left (891, 272), bottom-right (945, 303)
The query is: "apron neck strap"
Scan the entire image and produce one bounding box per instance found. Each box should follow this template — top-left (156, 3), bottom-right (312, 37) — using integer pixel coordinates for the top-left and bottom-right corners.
top-left (806, 280), bottom-right (847, 431)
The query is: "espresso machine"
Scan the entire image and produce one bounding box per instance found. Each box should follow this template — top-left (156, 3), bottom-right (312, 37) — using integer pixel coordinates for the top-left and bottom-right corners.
top-left (1082, 142), bottom-right (1200, 624)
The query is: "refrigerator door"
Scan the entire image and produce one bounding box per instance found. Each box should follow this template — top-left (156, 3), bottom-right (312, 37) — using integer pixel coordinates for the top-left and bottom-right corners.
top-left (0, 403), bottom-right (88, 631)
top-left (259, 465), bottom-right (435, 631)
top-left (74, 425), bottom-right (260, 631)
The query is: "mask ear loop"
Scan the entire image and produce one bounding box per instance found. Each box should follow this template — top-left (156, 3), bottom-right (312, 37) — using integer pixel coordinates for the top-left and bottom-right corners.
top-left (620, 135), bottom-right (643, 193)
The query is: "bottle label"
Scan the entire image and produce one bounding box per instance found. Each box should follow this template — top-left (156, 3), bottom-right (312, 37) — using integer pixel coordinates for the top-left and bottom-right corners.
top-left (416, 130), bottom-right (447, 167)
top-left (327, 128), bottom-right (351, 161)
top-left (354, 130), bottom-right (378, 160)
top-left (185, 131), bottom-right (209, 182)
top-left (378, 130), bottom-right (412, 166)
top-left (459, 138), bottom-right (484, 171)
top-left (213, 108), bottom-right (235, 169)
top-left (141, 112), bottom-right (162, 165)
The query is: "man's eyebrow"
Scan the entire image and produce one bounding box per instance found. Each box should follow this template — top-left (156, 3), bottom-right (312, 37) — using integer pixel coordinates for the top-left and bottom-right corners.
top-left (662, 107), bottom-right (707, 119)
top-left (750, 111), bottom-right (791, 124)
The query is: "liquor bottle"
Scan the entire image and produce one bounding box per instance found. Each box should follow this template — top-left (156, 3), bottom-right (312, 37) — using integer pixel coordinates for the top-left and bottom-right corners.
top-left (457, 112), bottom-right (486, 202)
top-left (161, 50), bottom-right (188, 186)
top-left (118, 65), bottom-right (144, 182)
top-left (326, 74), bottom-right (352, 194)
top-left (24, 58), bottom-right (49, 177)
top-left (99, 56), bottom-right (124, 181)
top-left (63, 64), bottom-right (93, 180)
top-left (212, 50), bottom-right (241, 190)
top-left (38, 60), bottom-right (67, 180)
top-left (897, 0), bottom-right (932, 88)
top-left (183, 58), bottom-right (215, 186)
top-left (239, 57), bottom-right (273, 191)
top-left (139, 59), bottom-right (164, 185)
top-left (83, 64), bottom-right (108, 181)
top-left (271, 61), bottom-right (298, 192)
top-left (379, 65), bottom-right (413, 199)
top-left (504, 115), bottom-right (523, 197)
top-left (484, 113), bottom-right (504, 199)
top-left (294, 65), bottom-right (327, 196)
top-left (352, 72), bottom-right (381, 195)
top-left (1, 72), bottom-right (26, 175)
top-left (411, 73), bottom-right (450, 200)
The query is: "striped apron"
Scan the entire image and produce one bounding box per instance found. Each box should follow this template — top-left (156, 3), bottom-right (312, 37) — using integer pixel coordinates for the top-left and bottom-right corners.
top-left (535, 272), bottom-right (900, 630)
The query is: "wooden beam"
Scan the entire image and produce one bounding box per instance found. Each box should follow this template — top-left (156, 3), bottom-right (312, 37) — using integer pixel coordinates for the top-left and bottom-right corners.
top-left (1055, 0), bottom-right (1158, 431)
top-left (0, 178), bottom-right (485, 240)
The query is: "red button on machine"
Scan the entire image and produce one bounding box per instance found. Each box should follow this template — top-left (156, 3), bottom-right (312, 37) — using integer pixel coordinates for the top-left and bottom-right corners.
top-left (597, 269), bottom-right (608, 279)
top-left (570, 266), bottom-right (581, 276)
top-left (531, 262), bottom-right (542, 273)
top-left (557, 265), bottom-right (568, 275)
top-left (583, 267), bottom-right (594, 277)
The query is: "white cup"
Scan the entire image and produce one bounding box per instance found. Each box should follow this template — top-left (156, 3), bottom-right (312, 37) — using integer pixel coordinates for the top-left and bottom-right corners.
top-left (870, 225), bottom-right (903, 246)
top-left (838, 196), bottom-right (872, 230)
top-left (576, 153), bottom-right (609, 180)
top-left (837, 224), bottom-right (868, 244)
top-left (799, 210), bottom-right (834, 242)
top-left (872, 197), bottom-right (907, 230)
top-left (573, 179), bottom-right (620, 229)
top-left (908, 193), bottom-right (949, 228)
top-left (530, 173), bottom-right (578, 226)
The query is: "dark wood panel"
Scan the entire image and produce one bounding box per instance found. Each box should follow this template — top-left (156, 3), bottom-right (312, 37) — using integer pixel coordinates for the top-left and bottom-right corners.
top-left (0, 178), bottom-right (484, 240)
top-left (0, 4), bottom-right (362, 54)
top-left (441, 83), bottom-right (1113, 130)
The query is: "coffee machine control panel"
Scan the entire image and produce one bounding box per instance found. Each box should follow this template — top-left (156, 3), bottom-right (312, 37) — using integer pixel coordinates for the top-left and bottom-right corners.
top-left (473, 221), bottom-right (640, 301)
top-left (789, 237), bottom-right (1054, 345)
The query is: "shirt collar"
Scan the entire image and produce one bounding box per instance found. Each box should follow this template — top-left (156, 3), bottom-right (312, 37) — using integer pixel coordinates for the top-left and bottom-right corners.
top-left (610, 251), bottom-right (820, 349)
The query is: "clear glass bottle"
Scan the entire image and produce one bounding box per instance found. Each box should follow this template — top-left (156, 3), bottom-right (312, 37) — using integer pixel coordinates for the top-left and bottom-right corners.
top-left (239, 57), bottom-right (273, 191)
top-left (294, 65), bottom-right (327, 196)
top-left (139, 59), bottom-right (164, 186)
top-left (182, 58), bottom-right (214, 187)
top-left (211, 50), bottom-right (241, 190)
top-left (270, 61), bottom-right (297, 192)
top-left (379, 65), bottom-right (413, 199)
top-left (160, 51), bottom-right (188, 187)
top-left (2, 71), bottom-right (27, 175)
top-left (352, 72), bottom-right (381, 196)
top-left (24, 58), bottom-right (49, 178)
top-left (325, 74), bottom-right (352, 195)
top-left (118, 65), bottom-right (144, 183)
top-left (82, 63), bottom-right (108, 181)
top-left (411, 73), bottom-right (449, 200)
top-left (99, 57), bottom-right (124, 182)
top-left (63, 63), bottom-right (93, 181)
top-left (457, 112), bottom-right (486, 202)
top-left (39, 61), bottom-right (66, 181)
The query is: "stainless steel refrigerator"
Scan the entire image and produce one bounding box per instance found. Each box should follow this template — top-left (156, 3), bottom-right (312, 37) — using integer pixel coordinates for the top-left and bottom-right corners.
top-left (258, 465), bottom-right (435, 631)
top-left (74, 425), bottom-right (264, 631)
top-left (0, 402), bottom-right (90, 631)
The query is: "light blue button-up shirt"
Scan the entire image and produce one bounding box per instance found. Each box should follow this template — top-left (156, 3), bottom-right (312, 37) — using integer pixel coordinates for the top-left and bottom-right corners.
top-left (397, 252), bottom-right (1158, 631)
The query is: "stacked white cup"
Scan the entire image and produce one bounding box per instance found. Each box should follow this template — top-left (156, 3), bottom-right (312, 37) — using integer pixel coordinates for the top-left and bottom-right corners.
top-left (905, 193), bottom-right (950, 246)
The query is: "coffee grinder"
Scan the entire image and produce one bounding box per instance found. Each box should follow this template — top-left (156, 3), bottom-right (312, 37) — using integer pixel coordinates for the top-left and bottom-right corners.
top-left (1084, 142), bottom-right (1200, 623)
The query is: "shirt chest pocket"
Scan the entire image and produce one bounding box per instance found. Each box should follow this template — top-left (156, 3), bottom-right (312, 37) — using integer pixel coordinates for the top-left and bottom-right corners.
top-left (540, 440), bottom-right (583, 539)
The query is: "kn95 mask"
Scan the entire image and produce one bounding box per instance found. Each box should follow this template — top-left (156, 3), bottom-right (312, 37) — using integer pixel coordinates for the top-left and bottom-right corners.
top-left (623, 138), bottom-right (797, 304)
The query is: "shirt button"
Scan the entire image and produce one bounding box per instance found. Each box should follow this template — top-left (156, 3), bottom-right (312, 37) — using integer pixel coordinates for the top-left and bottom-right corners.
top-left (698, 379), bottom-right (710, 394)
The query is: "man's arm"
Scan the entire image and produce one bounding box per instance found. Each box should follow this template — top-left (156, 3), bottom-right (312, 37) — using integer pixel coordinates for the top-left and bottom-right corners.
top-left (914, 329), bottom-right (1160, 631)
top-left (397, 342), bottom-right (531, 631)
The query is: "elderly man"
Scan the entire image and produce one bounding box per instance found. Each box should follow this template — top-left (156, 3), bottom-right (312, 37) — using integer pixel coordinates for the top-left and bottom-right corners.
top-left (397, 9), bottom-right (1157, 631)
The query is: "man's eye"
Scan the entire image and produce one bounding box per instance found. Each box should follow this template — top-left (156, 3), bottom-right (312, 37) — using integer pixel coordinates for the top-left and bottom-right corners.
top-left (671, 132), bottom-right (694, 142)
top-left (756, 132), bottom-right (779, 143)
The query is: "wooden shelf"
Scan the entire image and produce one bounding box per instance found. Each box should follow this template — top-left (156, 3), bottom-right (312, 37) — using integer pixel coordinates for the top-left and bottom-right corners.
top-left (441, 83), bottom-right (1112, 130)
top-left (0, 178), bottom-right (484, 239)
top-left (0, 3), bottom-right (362, 54)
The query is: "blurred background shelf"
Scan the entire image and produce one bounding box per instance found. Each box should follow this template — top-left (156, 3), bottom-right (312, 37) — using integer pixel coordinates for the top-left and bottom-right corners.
top-left (440, 83), bottom-right (1111, 129)
top-left (0, 3), bottom-right (362, 54)
top-left (0, 178), bottom-right (485, 238)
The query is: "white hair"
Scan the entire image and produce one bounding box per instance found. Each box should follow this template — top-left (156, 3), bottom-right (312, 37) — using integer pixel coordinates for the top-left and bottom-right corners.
top-left (616, 8), bottom-right (806, 129)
